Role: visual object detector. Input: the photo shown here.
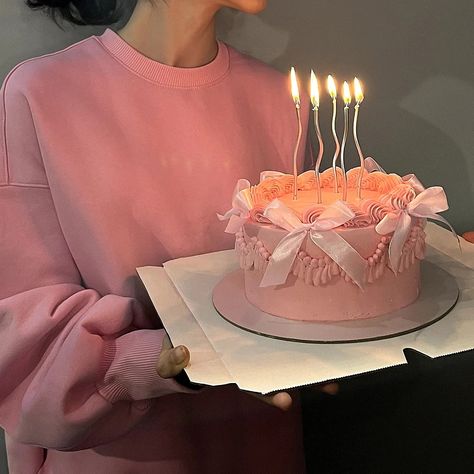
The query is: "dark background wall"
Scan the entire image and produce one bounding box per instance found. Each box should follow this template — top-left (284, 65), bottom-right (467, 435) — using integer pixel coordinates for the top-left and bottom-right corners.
top-left (1, 0), bottom-right (473, 472)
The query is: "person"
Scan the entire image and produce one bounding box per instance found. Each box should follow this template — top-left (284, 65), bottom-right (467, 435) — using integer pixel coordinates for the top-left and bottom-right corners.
top-left (0, 0), bottom-right (335, 472)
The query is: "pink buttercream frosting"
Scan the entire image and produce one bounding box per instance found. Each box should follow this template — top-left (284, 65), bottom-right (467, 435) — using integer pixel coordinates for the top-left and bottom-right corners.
top-left (302, 205), bottom-right (326, 224)
top-left (250, 175), bottom-right (294, 204)
top-left (362, 171), bottom-right (403, 193)
top-left (237, 219), bottom-right (427, 321)
top-left (320, 167), bottom-right (344, 188)
top-left (249, 204), bottom-right (272, 224)
top-left (360, 199), bottom-right (393, 223)
top-left (343, 206), bottom-right (373, 228)
top-left (346, 167), bottom-right (370, 187)
top-left (380, 183), bottom-right (417, 210)
top-left (244, 167), bottom-right (417, 229)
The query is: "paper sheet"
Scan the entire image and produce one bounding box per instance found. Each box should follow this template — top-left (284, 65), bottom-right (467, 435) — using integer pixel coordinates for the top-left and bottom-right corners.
top-left (138, 223), bottom-right (474, 394)
top-left (136, 266), bottom-right (232, 387)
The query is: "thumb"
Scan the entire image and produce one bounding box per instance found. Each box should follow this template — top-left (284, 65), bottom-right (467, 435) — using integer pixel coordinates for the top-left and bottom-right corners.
top-left (156, 345), bottom-right (190, 379)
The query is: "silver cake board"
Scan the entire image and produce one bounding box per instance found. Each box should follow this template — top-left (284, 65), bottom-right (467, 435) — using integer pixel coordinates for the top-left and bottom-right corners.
top-left (212, 261), bottom-right (459, 344)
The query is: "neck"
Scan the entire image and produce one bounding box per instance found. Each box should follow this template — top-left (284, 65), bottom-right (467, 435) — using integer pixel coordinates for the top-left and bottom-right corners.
top-left (118, 0), bottom-right (220, 68)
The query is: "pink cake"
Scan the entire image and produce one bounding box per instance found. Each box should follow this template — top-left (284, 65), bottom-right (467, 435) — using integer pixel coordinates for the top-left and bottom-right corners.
top-left (220, 165), bottom-right (449, 322)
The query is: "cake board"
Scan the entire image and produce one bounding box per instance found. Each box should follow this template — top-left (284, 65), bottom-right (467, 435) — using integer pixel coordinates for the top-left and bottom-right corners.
top-left (212, 261), bottom-right (459, 344)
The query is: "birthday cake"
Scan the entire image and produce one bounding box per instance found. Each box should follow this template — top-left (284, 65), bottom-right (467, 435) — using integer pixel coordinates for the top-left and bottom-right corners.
top-left (220, 164), bottom-right (451, 322)
top-left (218, 73), bottom-right (454, 323)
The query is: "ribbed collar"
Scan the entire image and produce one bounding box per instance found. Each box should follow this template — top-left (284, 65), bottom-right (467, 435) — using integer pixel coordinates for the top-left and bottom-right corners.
top-left (96, 28), bottom-right (230, 88)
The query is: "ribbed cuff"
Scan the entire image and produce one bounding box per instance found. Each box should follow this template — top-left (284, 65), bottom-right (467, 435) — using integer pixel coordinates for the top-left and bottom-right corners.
top-left (97, 330), bottom-right (196, 403)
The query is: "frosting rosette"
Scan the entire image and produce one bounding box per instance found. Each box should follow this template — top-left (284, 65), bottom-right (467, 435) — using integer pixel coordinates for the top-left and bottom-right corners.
top-left (279, 175), bottom-right (296, 195)
top-left (320, 167), bottom-right (344, 188)
top-left (380, 183), bottom-right (417, 210)
top-left (302, 205), bottom-right (326, 224)
top-left (360, 199), bottom-right (392, 223)
top-left (346, 167), bottom-right (370, 188)
top-left (297, 170), bottom-right (317, 190)
top-left (250, 179), bottom-right (283, 204)
top-left (343, 207), bottom-right (373, 228)
top-left (362, 171), bottom-right (402, 193)
top-left (377, 173), bottom-right (403, 193)
top-left (250, 204), bottom-right (272, 224)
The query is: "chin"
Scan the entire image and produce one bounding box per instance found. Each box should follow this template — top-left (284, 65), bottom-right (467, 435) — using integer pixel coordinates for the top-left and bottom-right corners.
top-left (225, 0), bottom-right (268, 14)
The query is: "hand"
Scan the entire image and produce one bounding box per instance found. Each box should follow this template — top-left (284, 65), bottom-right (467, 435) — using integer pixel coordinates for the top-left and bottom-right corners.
top-left (249, 383), bottom-right (339, 411)
top-left (156, 334), bottom-right (339, 410)
top-left (155, 334), bottom-right (190, 378)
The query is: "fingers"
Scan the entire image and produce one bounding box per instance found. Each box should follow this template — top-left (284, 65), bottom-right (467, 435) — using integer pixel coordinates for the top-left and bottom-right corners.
top-left (248, 382), bottom-right (339, 411)
top-left (266, 392), bottom-right (293, 410)
top-left (259, 384), bottom-right (339, 410)
top-left (248, 391), bottom-right (293, 411)
top-left (316, 382), bottom-right (339, 395)
top-left (156, 344), bottom-right (190, 379)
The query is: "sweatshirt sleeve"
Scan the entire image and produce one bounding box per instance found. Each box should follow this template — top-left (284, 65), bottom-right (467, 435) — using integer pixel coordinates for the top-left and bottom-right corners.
top-left (0, 68), bottom-right (194, 451)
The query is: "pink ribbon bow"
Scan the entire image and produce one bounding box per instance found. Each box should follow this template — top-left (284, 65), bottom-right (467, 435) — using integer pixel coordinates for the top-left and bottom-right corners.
top-left (402, 173), bottom-right (426, 193)
top-left (260, 200), bottom-right (368, 288)
top-left (217, 179), bottom-right (253, 234)
top-left (364, 157), bottom-right (386, 173)
top-left (375, 186), bottom-right (458, 272)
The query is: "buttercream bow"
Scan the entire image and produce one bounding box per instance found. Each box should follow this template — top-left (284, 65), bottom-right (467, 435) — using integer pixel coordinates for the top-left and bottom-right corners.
top-left (375, 186), bottom-right (458, 271)
top-left (217, 179), bottom-right (253, 234)
top-left (260, 200), bottom-right (368, 288)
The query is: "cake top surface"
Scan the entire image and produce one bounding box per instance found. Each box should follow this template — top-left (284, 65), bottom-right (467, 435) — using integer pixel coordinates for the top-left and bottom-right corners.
top-left (246, 166), bottom-right (419, 229)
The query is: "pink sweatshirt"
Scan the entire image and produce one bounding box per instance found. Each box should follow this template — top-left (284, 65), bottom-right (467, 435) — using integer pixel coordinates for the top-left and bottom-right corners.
top-left (0, 29), bottom-right (309, 473)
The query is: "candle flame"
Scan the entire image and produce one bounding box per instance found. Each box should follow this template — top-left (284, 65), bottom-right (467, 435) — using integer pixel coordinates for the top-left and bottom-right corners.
top-left (310, 70), bottom-right (319, 109)
top-left (290, 67), bottom-right (301, 107)
top-left (327, 75), bottom-right (337, 99)
top-left (343, 81), bottom-right (352, 105)
top-left (354, 77), bottom-right (364, 103)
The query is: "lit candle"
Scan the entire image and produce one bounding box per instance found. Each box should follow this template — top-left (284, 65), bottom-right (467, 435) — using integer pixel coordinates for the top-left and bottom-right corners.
top-left (311, 70), bottom-right (324, 203)
top-left (353, 77), bottom-right (366, 199)
top-left (327, 75), bottom-right (340, 193)
top-left (341, 81), bottom-right (352, 201)
top-left (290, 67), bottom-right (303, 201)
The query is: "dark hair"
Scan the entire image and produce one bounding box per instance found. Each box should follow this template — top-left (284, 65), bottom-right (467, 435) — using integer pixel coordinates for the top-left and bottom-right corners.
top-left (25, 0), bottom-right (129, 25)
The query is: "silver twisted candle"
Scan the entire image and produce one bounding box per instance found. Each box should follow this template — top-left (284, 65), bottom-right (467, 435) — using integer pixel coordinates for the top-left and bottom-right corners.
top-left (290, 67), bottom-right (303, 201)
top-left (310, 70), bottom-right (324, 203)
top-left (353, 77), bottom-right (366, 199)
top-left (341, 81), bottom-right (352, 201)
top-left (327, 75), bottom-right (340, 194)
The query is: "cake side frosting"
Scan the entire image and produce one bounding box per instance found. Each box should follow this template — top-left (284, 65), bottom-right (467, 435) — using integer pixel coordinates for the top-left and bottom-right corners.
top-left (238, 219), bottom-right (426, 287)
top-left (244, 260), bottom-right (421, 321)
top-left (238, 219), bottom-right (426, 321)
